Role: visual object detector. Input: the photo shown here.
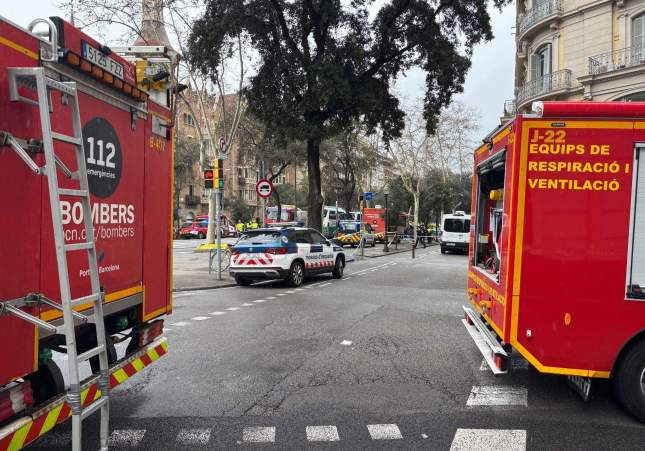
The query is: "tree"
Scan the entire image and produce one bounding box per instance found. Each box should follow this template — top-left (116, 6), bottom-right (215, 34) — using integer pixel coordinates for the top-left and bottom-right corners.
top-left (227, 195), bottom-right (255, 222)
top-left (188, 0), bottom-right (508, 230)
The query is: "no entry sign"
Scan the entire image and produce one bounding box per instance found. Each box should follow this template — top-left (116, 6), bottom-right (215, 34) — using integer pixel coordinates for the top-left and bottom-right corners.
top-left (256, 179), bottom-right (274, 199)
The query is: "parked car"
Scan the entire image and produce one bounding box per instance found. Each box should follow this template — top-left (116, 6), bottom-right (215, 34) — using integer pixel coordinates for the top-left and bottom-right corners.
top-left (179, 219), bottom-right (208, 239)
top-left (230, 227), bottom-right (346, 287)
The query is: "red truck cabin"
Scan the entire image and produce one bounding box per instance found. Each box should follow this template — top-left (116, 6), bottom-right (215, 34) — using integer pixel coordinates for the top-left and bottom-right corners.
top-left (465, 102), bottom-right (645, 420)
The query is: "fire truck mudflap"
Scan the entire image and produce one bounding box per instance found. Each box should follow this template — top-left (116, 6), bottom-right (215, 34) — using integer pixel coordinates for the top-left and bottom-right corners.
top-left (464, 101), bottom-right (645, 422)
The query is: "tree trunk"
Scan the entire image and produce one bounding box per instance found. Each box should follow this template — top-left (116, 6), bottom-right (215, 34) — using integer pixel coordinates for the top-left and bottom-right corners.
top-left (413, 193), bottom-right (419, 245)
top-left (307, 138), bottom-right (323, 230)
top-left (274, 189), bottom-right (282, 223)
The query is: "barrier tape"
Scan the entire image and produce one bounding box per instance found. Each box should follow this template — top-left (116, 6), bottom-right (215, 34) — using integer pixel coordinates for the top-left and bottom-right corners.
top-left (0, 339), bottom-right (168, 451)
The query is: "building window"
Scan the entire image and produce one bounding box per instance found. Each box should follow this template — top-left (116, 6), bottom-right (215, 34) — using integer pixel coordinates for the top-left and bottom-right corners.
top-left (633, 14), bottom-right (645, 49)
top-left (189, 184), bottom-right (194, 196)
top-left (530, 43), bottom-right (552, 81)
top-left (183, 113), bottom-right (196, 127)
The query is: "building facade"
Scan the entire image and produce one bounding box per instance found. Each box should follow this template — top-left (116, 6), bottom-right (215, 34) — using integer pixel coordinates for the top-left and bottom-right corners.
top-left (508, 0), bottom-right (645, 116)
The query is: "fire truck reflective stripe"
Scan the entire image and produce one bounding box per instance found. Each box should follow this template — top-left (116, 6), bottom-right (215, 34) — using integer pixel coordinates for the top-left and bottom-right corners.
top-left (0, 36), bottom-right (39, 61)
top-left (0, 340), bottom-right (168, 451)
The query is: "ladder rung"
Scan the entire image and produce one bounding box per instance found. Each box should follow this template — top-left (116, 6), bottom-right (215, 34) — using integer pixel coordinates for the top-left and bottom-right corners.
top-left (81, 396), bottom-right (108, 420)
top-left (70, 293), bottom-right (101, 308)
top-left (58, 188), bottom-right (89, 198)
top-left (65, 242), bottom-right (95, 252)
top-left (45, 77), bottom-right (77, 96)
top-left (77, 344), bottom-right (105, 363)
top-left (52, 132), bottom-right (81, 145)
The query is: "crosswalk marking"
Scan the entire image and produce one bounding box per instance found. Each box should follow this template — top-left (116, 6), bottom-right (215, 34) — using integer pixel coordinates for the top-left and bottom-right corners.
top-left (108, 429), bottom-right (146, 447)
top-left (226, 307), bottom-right (240, 311)
top-left (367, 424), bottom-right (403, 440)
top-left (466, 386), bottom-right (528, 407)
top-left (266, 296), bottom-right (277, 299)
top-left (241, 303), bottom-right (254, 306)
top-left (306, 425), bottom-right (340, 441)
top-left (169, 321), bottom-right (189, 326)
top-left (253, 299), bottom-right (267, 303)
top-left (191, 316), bottom-right (210, 321)
top-left (286, 290), bottom-right (296, 294)
top-left (450, 428), bottom-right (527, 451)
top-left (176, 428), bottom-right (211, 445)
top-left (209, 311), bottom-right (226, 315)
top-left (242, 426), bottom-right (276, 443)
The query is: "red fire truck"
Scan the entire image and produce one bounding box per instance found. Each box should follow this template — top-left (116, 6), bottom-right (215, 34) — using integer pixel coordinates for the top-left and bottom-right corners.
top-left (463, 101), bottom-right (645, 422)
top-left (0, 15), bottom-right (174, 449)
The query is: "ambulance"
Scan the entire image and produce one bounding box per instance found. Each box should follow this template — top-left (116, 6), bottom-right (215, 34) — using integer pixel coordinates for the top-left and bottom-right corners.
top-left (463, 101), bottom-right (645, 422)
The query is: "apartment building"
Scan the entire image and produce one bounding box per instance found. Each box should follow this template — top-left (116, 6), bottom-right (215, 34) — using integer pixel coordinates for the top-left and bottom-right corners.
top-left (506, 0), bottom-right (645, 116)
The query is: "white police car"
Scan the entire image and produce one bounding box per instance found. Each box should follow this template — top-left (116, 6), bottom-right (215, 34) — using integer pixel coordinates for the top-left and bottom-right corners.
top-left (229, 227), bottom-right (346, 287)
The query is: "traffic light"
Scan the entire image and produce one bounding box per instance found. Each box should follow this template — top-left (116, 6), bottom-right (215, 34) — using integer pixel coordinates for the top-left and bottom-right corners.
top-left (214, 158), bottom-right (224, 189)
top-left (203, 168), bottom-right (214, 189)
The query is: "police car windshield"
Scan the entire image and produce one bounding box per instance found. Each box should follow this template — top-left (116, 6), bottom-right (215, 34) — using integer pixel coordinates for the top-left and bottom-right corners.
top-left (237, 231), bottom-right (282, 244)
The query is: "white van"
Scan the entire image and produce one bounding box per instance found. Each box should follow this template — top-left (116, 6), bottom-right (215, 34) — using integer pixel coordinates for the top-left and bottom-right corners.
top-left (440, 211), bottom-right (471, 254)
top-left (322, 206), bottom-right (346, 237)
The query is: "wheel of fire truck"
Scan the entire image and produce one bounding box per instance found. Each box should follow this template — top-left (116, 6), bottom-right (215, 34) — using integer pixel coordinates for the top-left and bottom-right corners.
top-left (235, 276), bottom-right (253, 286)
top-left (76, 325), bottom-right (118, 373)
top-left (441, 247), bottom-right (446, 254)
top-left (613, 340), bottom-right (645, 422)
top-left (24, 359), bottom-right (65, 405)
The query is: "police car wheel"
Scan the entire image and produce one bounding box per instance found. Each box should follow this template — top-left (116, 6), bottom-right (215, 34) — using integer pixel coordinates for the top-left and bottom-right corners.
top-left (613, 340), bottom-right (645, 422)
top-left (287, 261), bottom-right (304, 287)
top-left (332, 257), bottom-right (344, 278)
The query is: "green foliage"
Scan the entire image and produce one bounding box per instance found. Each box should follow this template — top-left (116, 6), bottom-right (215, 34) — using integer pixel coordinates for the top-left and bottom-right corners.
top-left (189, 0), bottom-right (508, 228)
top-left (228, 195), bottom-right (255, 222)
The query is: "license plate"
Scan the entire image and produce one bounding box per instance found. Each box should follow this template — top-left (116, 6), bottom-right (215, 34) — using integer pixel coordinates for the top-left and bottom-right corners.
top-left (81, 41), bottom-right (124, 79)
top-left (446, 243), bottom-right (456, 246)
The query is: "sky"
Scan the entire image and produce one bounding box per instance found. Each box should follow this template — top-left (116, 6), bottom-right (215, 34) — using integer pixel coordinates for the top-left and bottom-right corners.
top-left (2, 1), bottom-right (515, 136)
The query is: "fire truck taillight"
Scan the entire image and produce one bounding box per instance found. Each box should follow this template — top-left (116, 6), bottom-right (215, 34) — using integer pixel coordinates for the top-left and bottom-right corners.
top-left (135, 320), bottom-right (164, 348)
top-left (65, 52), bottom-right (80, 66)
top-left (80, 59), bottom-right (91, 73)
top-left (91, 65), bottom-right (103, 79)
top-left (0, 381), bottom-right (34, 423)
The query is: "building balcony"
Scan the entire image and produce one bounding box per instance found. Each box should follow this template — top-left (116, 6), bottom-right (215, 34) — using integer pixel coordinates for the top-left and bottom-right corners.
top-left (518, 0), bottom-right (563, 40)
top-left (516, 69), bottom-right (573, 110)
top-left (588, 45), bottom-right (645, 75)
top-left (503, 100), bottom-right (516, 116)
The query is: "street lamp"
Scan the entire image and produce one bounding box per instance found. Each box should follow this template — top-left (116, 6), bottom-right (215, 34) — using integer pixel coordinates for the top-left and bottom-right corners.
top-left (383, 190), bottom-right (389, 253)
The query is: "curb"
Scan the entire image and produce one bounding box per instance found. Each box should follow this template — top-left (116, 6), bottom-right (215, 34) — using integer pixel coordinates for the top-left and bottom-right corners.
top-left (361, 242), bottom-right (439, 258)
top-left (172, 282), bottom-right (237, 292)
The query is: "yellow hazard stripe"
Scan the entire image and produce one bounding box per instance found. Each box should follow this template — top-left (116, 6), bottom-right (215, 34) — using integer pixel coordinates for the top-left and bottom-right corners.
top-left (112, 368), bottom-right (129, 384)
top-left (7, 425), bottom-right (30, 451)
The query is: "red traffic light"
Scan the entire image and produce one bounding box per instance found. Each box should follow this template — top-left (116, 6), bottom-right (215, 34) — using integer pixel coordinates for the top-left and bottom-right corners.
top-left (203, 169), bottom-right (214, 179)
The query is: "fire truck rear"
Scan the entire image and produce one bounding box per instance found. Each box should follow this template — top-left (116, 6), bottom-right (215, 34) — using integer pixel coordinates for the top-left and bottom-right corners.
top-left (463, 101), bottom-right (645, 422)
top-left (0, 15), bottom-right (175, 449)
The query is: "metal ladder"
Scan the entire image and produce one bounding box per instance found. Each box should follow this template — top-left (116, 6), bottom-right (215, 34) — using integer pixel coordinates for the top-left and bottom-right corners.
top-left (6, 67), bottom-right (110, 451)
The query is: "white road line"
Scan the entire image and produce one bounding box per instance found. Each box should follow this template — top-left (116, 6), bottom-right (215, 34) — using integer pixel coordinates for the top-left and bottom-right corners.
top-left (210, 311), bottom-right (226, 315)
top-left (169, 321), bottom-right (190, 326)
top-left (286, 290), bottom-right (296, 294)
top-left (226, 307), bottom-right (241, 311)
top-left (108, 429), bottom-right (146, 447)
top-left (450, 429), bottom-right (527, 451)
top-left (253, 299), bottom-right (267, 303)
top-left (340, 340), bottom-right (353, 346)
top-left (480, 359), bottom-right (529, 371)
top-left (295, 288), bottom-right (305, 291)
top-left (319, 282), bottom-right (332, 287)
top-left (242, 426), bottom-right (275, 443)
top-left (306, 425), bottom-right (340, 442)
top-left (266, 296), bottom-right (277, 299)
top-left (176, 428), bottom-right (211, 445)
top-left (241, 303), bottom-right (255, 307)
top-left (367, 424), bottom-right (403, 440)
top-left (277, 293), bottom-right (287, 296)
top-left (191, 316), bottom-right (210, 321)
top-left (163, 328), bottom-right (172, 333)
top-left (466, 386), bottom-right (528, 407)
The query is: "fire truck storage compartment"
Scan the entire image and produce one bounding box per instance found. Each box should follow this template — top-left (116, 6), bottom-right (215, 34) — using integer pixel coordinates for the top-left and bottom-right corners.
top-left (473, 150), bottom-right (506, 281)
top-left (627, 143), bottom-right (645, 298)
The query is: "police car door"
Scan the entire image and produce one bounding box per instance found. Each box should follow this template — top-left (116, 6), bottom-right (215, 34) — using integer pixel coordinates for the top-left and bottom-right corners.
top-left (294, 230), bottom-right (312, 263)
top-left (308, 230), bottom-right (334, 271)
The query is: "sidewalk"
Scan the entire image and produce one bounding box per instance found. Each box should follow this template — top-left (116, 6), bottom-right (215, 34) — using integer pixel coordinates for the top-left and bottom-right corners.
top-left (173, 245), bottom-right (236, 292)
top-left (350, 240), bottom-right (437, 258)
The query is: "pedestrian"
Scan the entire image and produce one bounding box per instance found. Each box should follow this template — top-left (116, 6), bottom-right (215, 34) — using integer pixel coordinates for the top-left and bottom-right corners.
top-left (415, 223), bottom-right (427, 248)
top-left (254, 217), bottom-right (261, 229)
top-left (236, 219), bottom-right (244, 234)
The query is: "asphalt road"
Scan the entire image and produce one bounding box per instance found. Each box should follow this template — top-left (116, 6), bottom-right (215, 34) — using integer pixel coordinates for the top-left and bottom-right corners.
top-left (31, 247), bottom-right (645, 450)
